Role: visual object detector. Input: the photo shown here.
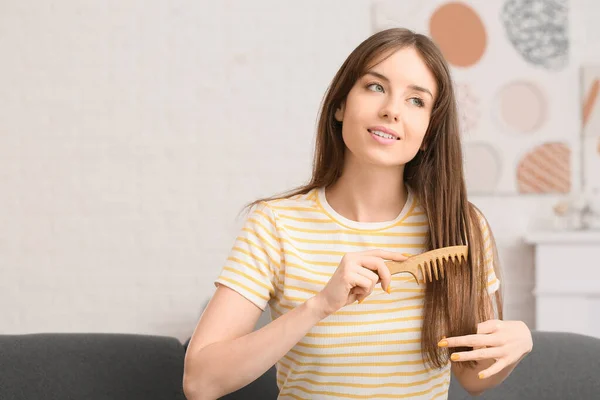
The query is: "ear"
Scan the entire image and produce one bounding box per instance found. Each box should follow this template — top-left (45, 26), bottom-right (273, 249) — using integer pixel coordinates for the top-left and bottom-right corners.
top-left (334, 102), bottom-right (345, 122)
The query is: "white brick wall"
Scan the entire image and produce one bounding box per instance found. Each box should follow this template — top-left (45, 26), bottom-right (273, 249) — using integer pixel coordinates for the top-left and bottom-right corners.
top-left (1, 0), bottom-right (598, 342)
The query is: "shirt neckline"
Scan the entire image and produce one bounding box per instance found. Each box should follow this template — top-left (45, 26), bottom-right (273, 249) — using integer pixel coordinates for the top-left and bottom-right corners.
top-left (316, 186), bottom-right (414, 231)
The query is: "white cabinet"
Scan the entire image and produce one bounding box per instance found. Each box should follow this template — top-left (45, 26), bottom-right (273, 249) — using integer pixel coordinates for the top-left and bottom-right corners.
top-left (525, 231), bottom-right (600, 339)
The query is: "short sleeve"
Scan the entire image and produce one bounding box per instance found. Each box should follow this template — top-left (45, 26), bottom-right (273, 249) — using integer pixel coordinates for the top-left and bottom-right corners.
top-left (475, 211), bottom-right (501, 295)
top-left (214, 203), bottom-right (282, 311)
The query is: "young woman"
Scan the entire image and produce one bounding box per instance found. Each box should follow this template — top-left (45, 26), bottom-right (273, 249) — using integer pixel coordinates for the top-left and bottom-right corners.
top-left (183, 28), bottom-right (532, 400)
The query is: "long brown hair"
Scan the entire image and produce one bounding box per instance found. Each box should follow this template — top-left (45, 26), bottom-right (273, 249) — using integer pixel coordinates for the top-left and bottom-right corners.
top-left (248, 28), bottom-right (503, 369)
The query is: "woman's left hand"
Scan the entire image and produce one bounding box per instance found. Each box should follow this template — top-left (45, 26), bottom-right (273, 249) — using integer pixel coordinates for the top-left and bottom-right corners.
top-left (441, 320), bottom-right (533, 379)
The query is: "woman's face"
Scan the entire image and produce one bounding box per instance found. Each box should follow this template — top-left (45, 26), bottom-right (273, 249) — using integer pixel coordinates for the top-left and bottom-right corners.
top-left (335, 46), bottom-right (438, 169)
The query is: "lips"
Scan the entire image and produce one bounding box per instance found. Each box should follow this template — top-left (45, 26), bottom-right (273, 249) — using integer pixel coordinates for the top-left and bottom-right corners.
top-left (367, 126), bottom-right (401, 140)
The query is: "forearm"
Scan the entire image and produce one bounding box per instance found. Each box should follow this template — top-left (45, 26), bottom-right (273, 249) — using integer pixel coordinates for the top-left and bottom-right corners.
top-left (184, 296), bottom-right (326, 400)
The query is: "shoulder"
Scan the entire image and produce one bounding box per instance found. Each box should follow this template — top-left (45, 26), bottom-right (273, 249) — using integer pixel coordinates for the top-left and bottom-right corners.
top-left (260, 189), bottom-right (321, 214)
top-left (469, 203), bottom-right (491, 233)
top-left (246, 188), bottom-right (321, 226)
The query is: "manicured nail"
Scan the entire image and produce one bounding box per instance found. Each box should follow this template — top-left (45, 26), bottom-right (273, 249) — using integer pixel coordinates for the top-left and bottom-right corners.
top-left (438, 339), bottom-right (448, 347)
top-left (450, 353), bottom-right (460, 361)
top-left (402, 253), bottom-right (412, 257)
top-left (358, 299), bottom-right (364, 304)
top-left (386, 285), bottom-right (392, 294)
top-left (478, 372), bottom-right (486, 380)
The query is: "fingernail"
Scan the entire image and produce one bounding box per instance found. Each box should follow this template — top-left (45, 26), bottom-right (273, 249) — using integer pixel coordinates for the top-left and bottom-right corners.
top-left (386, 285), bottom-right (392, 294)
top-left (442, 336), bottom-right (447, 339)
top-left (437, 339), bottom-right (448, 347)
top-left (358, 299), bottom-right (364, 304)
top-left (450, 353), bottom-right (460, 361)
top-left (478, 372), bottom-right (486, 380)
top-left (402, 253), bottom-right (412, 257)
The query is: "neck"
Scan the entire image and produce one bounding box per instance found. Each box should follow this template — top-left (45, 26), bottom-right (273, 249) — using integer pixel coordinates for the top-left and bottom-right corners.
top-left (325, 155), bottom-right (408, 223)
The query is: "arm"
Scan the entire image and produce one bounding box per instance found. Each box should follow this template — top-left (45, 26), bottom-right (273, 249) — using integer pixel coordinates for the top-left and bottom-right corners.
top-left (183, 249), bottom-right (404, 400)
top-left (183, 285), bottom-right (327, 400)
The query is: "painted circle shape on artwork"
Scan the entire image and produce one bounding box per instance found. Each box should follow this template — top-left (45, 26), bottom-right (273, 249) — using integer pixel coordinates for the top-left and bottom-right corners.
top-left (516, 142), bottom-right (571, 193)
top-left (463, 143), bottom-right (501, 193)
top-left (429, 2), bottom-right (487, 67)
top-left (495, 81), bottom-right (547, 133)
top-left (501, 0), bottom-right (569, 70)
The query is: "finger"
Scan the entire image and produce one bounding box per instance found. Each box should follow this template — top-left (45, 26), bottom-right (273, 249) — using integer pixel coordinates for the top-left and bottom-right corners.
top-left (477, 319), bottom-right (503, 334)
top-left (441, 334), bottom-right (500, 349)
top-left (351, 274), bottom-right (374, 303)
top-left (477, 358), bottom-right (508, 380)
top-left (353, 274), bottom-right (374, 304)
top-left (360, 249), bottom-right (408, 262)
top-left (350, 273), bottom-right (373, 291)
top-left (347, 287), bottom-right (363, 305)
top-left (373, 258), bottom-right (392, 293)
top-left (355, 292), bottom-right (370, 304)
top-left (450, 347), bottom-right (504, 362)
top-left (358, 256), bottom-right (392, 293)
top-left (356, 289), bottom-right (373, 304)
top-left (354, 266), bottom-right (380, 286)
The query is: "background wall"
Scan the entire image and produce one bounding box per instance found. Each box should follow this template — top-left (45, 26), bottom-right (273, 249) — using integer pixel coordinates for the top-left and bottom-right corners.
top-left (1, 0), bottom-right (598, 342)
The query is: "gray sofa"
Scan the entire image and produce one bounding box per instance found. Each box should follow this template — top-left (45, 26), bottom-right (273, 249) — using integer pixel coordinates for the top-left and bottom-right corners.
top-left (0, 331), bottom-right (598, 399)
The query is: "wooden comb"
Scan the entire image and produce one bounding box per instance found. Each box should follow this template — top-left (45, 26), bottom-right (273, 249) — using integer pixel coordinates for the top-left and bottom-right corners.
top-left (384, 245), bottom-right (468, 284)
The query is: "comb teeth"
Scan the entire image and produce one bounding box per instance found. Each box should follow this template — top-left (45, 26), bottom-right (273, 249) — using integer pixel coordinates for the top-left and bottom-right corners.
top-left (384, 246), bottom-right (468, 284)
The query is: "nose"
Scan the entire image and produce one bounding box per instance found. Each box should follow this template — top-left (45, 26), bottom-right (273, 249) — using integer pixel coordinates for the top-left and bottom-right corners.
top-left (380, 98), bottom-right (401, 122)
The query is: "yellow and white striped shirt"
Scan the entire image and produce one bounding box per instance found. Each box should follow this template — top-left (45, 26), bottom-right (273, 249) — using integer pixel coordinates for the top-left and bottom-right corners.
top-left (215, 187), bottom-right (500, 399)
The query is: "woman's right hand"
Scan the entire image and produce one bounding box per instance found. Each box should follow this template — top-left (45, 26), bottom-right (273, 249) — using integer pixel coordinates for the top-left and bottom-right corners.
top-left (313, 250), bottom-right (408, 317)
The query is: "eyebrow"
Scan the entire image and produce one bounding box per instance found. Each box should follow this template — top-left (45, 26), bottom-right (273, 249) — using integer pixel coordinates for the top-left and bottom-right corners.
top-left (365, 71), bottom-right (434, 99)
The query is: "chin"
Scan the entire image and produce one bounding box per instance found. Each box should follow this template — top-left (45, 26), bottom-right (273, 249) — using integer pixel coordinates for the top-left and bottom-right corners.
top-left (345, 142), bottom-right (416, 169)
top-left (368, 149), bottom-right (415, 167)
top-left (363, 154), bottom-right (408, 169)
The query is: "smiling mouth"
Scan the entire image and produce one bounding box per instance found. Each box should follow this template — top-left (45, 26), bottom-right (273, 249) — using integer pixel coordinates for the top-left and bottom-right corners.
top-left (368, 129), bottom-right (400, 140)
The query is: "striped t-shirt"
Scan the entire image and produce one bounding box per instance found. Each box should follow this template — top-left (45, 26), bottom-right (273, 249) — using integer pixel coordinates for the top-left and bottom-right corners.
top-left (215, 187), bottom-right (500, 400)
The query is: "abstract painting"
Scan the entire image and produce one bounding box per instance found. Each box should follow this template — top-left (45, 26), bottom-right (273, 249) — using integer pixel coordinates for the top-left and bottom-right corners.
top-left (582, 66), bottom-right (600, 195)
top-left (370, 0), bottom-right (577, 194)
